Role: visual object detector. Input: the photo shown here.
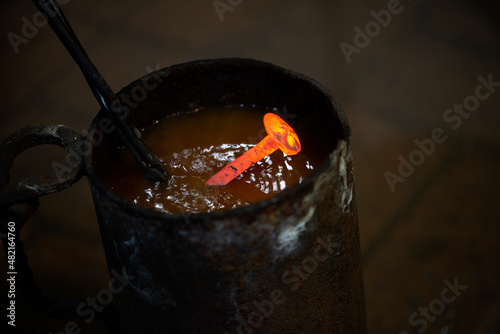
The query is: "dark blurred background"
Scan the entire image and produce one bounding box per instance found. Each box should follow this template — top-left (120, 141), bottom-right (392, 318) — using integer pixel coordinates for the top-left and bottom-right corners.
top-left (1, 0), bottom-right (499, 333)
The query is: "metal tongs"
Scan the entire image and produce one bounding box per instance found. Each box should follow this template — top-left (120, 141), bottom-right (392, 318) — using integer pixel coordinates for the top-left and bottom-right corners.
top-left (33, 0), bottom-right (167, 183)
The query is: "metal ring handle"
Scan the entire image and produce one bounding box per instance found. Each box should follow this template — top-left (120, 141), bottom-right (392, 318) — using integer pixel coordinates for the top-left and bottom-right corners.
top-left (0, 124), bottom-right (122, 331)
top-left (0, 124), bottom-right (85, 207)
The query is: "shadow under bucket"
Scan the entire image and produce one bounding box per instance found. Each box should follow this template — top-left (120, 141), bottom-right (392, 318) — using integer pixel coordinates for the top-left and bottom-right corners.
top-left (86, 58), bottom-right (365, 333)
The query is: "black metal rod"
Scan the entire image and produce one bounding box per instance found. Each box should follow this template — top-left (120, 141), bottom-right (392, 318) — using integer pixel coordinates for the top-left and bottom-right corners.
top-left (33, 0), bottom-right (167, 183)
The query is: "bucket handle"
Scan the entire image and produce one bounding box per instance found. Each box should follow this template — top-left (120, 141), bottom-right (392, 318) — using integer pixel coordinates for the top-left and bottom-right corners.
top-left (0, 124), bottom-right (121, 331)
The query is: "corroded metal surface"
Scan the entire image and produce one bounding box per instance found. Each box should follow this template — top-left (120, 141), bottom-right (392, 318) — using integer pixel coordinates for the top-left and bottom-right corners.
top-left (87, 59), bottom-right (366, 333)
top-left (0, 124), bottom-right (84, 207)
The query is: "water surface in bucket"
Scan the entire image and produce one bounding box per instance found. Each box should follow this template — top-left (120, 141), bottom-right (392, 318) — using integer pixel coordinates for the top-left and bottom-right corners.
top-left (105, 107), bottom-right (320, 213)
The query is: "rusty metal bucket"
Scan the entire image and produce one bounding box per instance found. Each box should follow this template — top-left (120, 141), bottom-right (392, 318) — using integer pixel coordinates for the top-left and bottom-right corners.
top-left (0, 58), bottom-right (365, 333)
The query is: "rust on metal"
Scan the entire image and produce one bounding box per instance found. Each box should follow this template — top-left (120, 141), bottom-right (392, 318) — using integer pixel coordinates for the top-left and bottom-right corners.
top-left (87, 59), bottom-right (366, 333)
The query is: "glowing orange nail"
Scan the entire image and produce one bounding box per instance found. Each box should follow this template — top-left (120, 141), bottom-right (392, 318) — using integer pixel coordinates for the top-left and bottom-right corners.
top-left (206, 113), bottom-right (301, 186)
